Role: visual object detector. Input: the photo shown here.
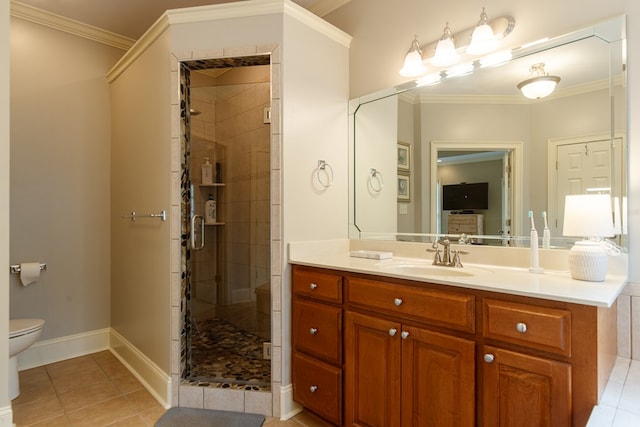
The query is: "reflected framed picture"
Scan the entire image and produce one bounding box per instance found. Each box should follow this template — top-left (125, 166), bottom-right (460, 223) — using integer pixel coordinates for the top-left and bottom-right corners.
top-left (397, 142), bottom-right (411, 171)
top-left (397, 173), bottom-right (410, 202)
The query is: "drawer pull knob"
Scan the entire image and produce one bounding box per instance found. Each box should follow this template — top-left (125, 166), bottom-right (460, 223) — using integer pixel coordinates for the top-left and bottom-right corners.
top-left (401, 331), bottom-right (410, 339)
top-left (516, 322), bottom-right (528, 333)
top-left (389, 328), bottom-right (398, 337)
top-left (484, 353), bottom-right (495, 363)
top-left (309, 385), bottom-right (318, 393)
top-left (309, 327), bottom-right (318, 335)
top-left (309, 283), bottom-right (318, 290)
top-left (394, 298), bottom-right (403, 306)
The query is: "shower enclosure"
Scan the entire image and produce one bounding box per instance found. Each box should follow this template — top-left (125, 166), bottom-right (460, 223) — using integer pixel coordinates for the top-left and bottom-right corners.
top-left (180, 56), bottom-right (272, 390)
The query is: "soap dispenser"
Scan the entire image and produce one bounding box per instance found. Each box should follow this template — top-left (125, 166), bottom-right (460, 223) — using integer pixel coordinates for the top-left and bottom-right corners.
top-left (205, 194), bottom-right (217, 224)
top-left (202, 157), bottom-right (213, 185)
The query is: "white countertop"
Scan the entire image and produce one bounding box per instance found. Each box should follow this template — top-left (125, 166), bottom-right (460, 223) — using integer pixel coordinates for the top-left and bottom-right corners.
top-left (289, 239), bottom-right (628, 307)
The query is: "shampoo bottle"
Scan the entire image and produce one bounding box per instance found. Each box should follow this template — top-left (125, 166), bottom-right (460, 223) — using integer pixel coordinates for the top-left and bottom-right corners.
top-left (205, 194), bottom-right (217, 224)
top-left (202, 158), bottom-right (213, 185)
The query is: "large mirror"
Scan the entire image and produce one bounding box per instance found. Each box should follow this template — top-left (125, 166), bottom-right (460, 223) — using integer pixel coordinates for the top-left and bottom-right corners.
top-left (351, 16), bottom-right (627, 248)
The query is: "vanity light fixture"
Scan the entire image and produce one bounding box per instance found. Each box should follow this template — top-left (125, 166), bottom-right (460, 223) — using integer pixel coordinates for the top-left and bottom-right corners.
top-left (467, 7), bottom-right (498, 55)
top-left (430, 23), bottom-right (460, 67)
top-left (399, 11), bottom-right (514, 79)
top-left (562, 194), bottom-right (615, 282)
top-left (517, 63), bottom-right (561, 99)
top-left (399, 35), bottom-right (427, 77)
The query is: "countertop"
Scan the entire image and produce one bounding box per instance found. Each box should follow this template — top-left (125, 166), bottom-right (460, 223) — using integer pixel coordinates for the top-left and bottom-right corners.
top-left (289, 239), bottom-right (628, 307)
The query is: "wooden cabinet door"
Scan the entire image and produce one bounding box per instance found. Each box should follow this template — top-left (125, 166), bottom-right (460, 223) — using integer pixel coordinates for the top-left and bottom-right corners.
top-left (401, 326), bottom-right (475, 427)
top-left (345, 311), bottom-right (401, 427)
top-left (482, 346), bottom-right (571, 427)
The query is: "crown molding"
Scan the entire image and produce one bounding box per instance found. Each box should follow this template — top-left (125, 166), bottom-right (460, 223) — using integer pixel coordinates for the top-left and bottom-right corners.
top-left (283, 0), bottom-right (351, 47)
top-left (308, 0), bottom-right (352, 17)
top-left (10, 0), bottom-right (135, 51)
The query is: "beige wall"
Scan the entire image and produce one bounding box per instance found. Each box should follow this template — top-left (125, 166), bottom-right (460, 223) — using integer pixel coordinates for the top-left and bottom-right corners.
top-left (109, 31), bottom-right (173, 373)
top-left (1, 0), bottom-right (10, 422)
top-left (9, 17), bottom-right (123, 339)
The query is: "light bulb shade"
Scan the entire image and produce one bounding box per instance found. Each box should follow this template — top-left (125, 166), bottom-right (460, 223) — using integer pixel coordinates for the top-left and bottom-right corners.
top-left (562, 194), bottom-right (615, 238)
top-left (467, 23), bottom-right (497, 55)
top-left (399, 36), bottom-right (426, 77)
top-left (431, 24), bottom-right (460, 67)
top-left (431, 37), bottom-right (460, 67)
top-left (517, 76), bottom-right (560, 99)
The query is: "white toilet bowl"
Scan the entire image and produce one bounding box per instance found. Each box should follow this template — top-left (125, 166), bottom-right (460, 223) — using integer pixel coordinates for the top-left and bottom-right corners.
top-left (9, 319), bottom-right (45, 400)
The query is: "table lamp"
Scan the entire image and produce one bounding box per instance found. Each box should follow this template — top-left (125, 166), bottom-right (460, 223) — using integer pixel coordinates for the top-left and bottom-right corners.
top-left (562, 194), bottom-right (615, 281)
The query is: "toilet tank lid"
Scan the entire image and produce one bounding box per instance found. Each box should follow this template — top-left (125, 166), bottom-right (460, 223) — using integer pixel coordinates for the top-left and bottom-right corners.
top-left (10, 319), bottom-right (45, 337)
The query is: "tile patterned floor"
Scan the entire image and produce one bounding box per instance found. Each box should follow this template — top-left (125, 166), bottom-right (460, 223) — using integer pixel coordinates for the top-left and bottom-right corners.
top-left (11, 351), bottom-right (330, 427)
top-left (586, 357), bottom-right (640, 427)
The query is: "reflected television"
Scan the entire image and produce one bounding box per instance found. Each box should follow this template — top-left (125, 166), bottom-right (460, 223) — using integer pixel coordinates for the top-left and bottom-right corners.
top-left (442, 182), bottom-right (489, 211)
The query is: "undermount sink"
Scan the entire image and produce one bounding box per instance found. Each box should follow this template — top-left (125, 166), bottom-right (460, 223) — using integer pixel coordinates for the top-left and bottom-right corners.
top-left (377, 262), bottom-right (491, 278)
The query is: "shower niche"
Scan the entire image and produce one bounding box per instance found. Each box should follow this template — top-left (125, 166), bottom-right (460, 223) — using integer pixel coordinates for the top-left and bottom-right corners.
top-left (183, 57), bottom-right (272, 390)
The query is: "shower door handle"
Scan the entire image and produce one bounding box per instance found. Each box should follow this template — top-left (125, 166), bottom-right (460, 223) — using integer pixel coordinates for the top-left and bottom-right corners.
top-left (191, 215), bottom-right (205, 251)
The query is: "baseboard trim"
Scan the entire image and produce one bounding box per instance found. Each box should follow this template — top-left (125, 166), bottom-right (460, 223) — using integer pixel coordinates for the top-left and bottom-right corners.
top-left (109, 329), bottom-right (171, 408)
top-left (17, 328), bottom-right (110, 371)
top-left (0, 405), bottom-right (14, 427)
top-left (279, 384), bottom-right (302, 420)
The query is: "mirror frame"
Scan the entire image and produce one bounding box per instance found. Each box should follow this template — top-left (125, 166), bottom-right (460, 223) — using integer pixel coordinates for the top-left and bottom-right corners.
top-left (349, 15), bottom-right (627, 245)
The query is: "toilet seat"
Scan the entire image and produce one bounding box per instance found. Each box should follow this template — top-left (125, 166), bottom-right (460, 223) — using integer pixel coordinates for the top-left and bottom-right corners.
top-left (10, 319), bottom-right (45, 339)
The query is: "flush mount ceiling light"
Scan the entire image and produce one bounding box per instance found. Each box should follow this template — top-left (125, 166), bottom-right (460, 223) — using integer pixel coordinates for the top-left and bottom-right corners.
top-left (399, 35), bottom-right (427, 77)
top-left (467, 7), bottom-right (498, 55)
top-left (517, 63), bottom-right (561, 99)
top-left (430, 23), bottom-right (460, 67)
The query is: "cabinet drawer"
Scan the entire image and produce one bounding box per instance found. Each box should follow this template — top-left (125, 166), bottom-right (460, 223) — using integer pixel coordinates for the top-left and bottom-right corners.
top-left (293, 299), bottom-right (342, 364)
top-left (483, 298), bottom-right (571, 355)
top-left (293, 353), bottom-right (342, 426)
top-left (346, 277), bottom-right (475, 333)
top-left (293, 267), bottom-right (342, 303)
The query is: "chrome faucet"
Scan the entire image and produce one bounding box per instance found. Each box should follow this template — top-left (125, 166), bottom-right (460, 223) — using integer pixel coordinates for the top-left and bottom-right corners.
top-left (428, 237), bottom-right (469, 267)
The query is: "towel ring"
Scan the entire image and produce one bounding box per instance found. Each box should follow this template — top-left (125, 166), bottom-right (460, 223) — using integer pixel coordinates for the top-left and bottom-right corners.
top-left (369, 168), bottom-right (384, 193)
top-left (316, 160), bottom-right (334, 188)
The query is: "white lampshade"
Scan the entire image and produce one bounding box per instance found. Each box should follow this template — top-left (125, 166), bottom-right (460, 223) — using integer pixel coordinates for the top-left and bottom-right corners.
top-left (563, 194), bottom-right (614, 282)
top-left (563, 194), bottom-right (614, 238)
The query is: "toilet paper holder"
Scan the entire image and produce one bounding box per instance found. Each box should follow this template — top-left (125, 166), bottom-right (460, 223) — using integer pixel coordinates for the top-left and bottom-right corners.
top-left (9, 263), bottom-right (47, 274)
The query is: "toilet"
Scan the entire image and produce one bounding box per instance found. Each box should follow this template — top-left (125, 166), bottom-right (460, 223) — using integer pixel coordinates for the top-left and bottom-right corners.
top-left (9, 319), bottom-right (45, 399)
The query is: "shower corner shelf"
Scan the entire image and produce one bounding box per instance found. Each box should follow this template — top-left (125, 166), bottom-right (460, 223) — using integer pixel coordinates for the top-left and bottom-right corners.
top-left (199, 183), bottom-right (225, 187)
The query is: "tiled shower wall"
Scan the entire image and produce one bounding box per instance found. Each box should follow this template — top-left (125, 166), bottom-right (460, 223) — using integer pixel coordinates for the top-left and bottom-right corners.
top-left (215, 81), bottom-right (271, 305)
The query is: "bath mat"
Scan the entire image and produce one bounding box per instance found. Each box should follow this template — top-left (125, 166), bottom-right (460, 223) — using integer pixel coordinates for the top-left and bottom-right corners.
top-left (155, 407), bottom-right (265, 427)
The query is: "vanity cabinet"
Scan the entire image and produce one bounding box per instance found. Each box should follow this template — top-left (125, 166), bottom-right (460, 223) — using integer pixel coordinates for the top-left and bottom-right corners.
top-left (345, 311), bottom-right (475, 426)
top-left (291, 266), bottom-right (344, 426)
top-left (290, 265), bottom-right (616, 427)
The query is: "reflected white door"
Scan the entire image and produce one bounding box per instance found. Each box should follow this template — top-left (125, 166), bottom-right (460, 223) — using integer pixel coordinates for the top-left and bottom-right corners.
top-left (555, 138), bottom-right (612, 235)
